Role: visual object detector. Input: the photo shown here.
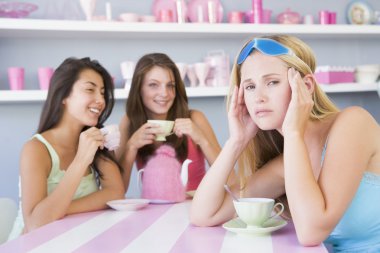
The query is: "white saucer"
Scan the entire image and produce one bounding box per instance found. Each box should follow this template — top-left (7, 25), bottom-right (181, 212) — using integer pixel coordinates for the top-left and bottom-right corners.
top-left (107, 199), bottom-right (149, 211)
top-left (223, 218), bottom-right (287, 236)
top-left (149, 199), bottom-right (177, 204)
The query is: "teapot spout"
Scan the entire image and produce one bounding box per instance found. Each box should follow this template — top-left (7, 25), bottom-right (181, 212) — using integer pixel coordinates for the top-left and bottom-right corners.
top-left (180, 159), bottom-right (192, 186)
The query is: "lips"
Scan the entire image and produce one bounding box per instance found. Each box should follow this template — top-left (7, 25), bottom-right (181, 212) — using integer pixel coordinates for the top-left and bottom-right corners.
top-left (255, 109), bottom-right (272, 117)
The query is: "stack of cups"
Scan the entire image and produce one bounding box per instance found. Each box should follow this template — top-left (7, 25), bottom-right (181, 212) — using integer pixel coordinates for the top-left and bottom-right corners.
top-left (319, 11), bottom-right (337, 25)
top-left (8, 67), bottom-right (25, 90)
top-left (252, 0), bottom-right (263, 24)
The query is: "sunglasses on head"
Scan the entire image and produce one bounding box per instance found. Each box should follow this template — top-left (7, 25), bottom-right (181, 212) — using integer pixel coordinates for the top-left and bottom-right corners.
top-left (237, 38), bottom-right (296, 65)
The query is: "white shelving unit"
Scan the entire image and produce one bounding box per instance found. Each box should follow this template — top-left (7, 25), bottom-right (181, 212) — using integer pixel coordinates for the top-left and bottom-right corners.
top-left (0, 83), bottom-right (378, 103)
top-left (1, 19), bottom-right (380, 39)
top-left (1, 19), bottom-right (379, 102)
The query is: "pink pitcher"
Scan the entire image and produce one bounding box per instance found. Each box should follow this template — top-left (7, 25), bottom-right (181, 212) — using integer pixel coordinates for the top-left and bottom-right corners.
top-left (137, 145), bottom-right (192, 203)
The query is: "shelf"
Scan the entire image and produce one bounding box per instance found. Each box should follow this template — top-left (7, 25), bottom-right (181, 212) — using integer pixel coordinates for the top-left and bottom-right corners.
top-left (0, 83), bottom-right (378, 103)
top-left (1, 19), bottom-right (380, 39)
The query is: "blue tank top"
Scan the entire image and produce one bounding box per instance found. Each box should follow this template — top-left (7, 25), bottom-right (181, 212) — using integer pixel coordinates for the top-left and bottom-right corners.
top-left (321, 139), bottom-right (380, 252)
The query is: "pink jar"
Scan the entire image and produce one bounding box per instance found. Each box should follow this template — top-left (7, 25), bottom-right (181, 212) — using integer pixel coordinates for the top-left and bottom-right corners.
top-left (276, 8), bottom-right (301, 24)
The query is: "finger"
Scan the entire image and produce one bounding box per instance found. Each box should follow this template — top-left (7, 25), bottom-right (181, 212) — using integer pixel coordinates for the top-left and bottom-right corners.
top-left (237, 84), bottom-right (245, 106)
top-left (230, 85), bottom-right (238, 109)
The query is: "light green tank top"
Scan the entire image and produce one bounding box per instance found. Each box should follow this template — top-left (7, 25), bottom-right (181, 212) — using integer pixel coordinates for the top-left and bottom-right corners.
top-left (8, 134), bottom-right (98, 240)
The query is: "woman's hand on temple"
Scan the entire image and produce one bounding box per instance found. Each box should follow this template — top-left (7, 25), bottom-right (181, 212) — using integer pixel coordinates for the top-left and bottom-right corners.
top-left (282, 68), bottom-right (314, 137)
top-left (228, 85), bottom-right (258, 145)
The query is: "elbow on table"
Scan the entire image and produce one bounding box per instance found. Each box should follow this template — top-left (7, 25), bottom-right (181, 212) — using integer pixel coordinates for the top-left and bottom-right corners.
top-left (296, 228), bottom-right (326, 247)
top-left (189, 211), bottom-right (220, 227)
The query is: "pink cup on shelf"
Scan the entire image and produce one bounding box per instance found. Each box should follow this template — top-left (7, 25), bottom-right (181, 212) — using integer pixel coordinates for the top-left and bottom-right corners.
top-left (228, 11), bottom-right (244, 23)
top-left (262, 9), bottom-right (272, 23)
top-left (158, 9), bottom-right (173, 22)
top-left (8, 67), bottom-right (25, 90)
top-left (38, 67), bottom-right (54, 90)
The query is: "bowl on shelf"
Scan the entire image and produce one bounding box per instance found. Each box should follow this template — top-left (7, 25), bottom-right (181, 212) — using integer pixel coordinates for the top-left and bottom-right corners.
top-left (355, 64), bottom-right (380, 83)
top-left (0, 2), bottom-right (38, 18)
top-left (119, 12), bottom-right (139, 22)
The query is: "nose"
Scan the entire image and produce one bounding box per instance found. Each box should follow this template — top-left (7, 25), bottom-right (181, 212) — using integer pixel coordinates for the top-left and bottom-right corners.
top-left (254, 87), bottom-right (267, 103)
top-left (158, 84), bottom-right (169, 97)
top-left (96, 91), bottom-right (105, 105)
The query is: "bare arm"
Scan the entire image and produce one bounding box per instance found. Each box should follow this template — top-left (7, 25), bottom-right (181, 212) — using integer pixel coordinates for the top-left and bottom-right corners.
top-left (66, 156), bottom-right (125, 214)
top-left (284, 107), bottom-right (379, 245)
top-left (22, 128), bottom-right (113, 231)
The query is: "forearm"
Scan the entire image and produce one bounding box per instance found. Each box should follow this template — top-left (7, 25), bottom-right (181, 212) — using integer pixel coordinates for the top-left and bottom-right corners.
top-left (67, 186), bottom-right (124, 215)
top-left (190, 139), bottom-right (243, 226)
top-left (198, 136), bottom-right (221, 165)
top-left (284, 134), bottom-right (327, 243)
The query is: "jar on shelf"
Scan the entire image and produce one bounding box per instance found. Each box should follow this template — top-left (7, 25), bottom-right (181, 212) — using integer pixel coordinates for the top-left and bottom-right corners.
top-left (276, 8), bottom-right (301, 24)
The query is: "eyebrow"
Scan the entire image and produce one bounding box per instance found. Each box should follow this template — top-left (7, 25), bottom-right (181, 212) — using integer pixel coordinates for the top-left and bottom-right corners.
top-left (85, 81), bottom-right (104, 89)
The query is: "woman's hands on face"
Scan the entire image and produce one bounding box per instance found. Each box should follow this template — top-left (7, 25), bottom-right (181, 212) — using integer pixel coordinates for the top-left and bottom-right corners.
top-left (127, 122), bottom-right (163, 150)
top-left (228, 85), bottom-right (258, 145)
top-left (282, 68), bottom-right (314, 137)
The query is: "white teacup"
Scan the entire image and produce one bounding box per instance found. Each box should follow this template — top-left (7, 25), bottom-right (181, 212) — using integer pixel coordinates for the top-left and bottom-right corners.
top-left (147, 120), bottom-right (174, 141)
top-left (100, 124), bottom-right (120, 151)
top-left (233, 198), bottom-right (284, 229)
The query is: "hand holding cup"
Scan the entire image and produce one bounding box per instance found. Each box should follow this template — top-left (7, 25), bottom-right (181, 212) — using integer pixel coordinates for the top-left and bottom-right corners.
top-left (100, 124), bottom-right (120, 151)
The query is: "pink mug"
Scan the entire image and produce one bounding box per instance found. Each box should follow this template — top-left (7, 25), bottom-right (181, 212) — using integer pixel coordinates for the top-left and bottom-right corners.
top-left (8, 67), bottom-right (25, 90)
top-left (38, 67), bottom-right (54, 90)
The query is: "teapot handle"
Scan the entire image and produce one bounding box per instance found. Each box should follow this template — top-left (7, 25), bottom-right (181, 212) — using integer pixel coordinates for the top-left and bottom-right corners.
top-left (137, 169), bottom-right (144, 191)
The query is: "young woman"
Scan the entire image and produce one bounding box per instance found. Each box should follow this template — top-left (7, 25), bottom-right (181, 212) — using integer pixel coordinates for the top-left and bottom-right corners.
top-left (8, 57), bottom-right (124, 239)
top-left (116, 53), bottom-right (221, 192)
top-left (190, 35), bottom-right (380, 252)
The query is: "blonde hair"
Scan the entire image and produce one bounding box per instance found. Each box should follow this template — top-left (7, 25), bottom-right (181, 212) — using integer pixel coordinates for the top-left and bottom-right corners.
top-left (228, 35), bottom-right (339, 217)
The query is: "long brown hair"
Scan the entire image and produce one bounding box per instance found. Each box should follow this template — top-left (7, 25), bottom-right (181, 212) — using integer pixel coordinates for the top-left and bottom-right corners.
top-left (229, 35), bottom-right (339, 218)
top-left (38, 57), bottom-right (122, 176)
top-left (126, 53), bottom-right (190, 164)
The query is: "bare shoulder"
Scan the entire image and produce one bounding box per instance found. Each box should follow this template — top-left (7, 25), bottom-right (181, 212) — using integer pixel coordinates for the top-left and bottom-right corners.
top-left (332, 106), bottom-right (379, 136)
top-left (21, 137), bottom-right (51, 175)
top-left (119, 114), bottom-right (131, 130)
top-left (190, 109), bottom-right (207, 120)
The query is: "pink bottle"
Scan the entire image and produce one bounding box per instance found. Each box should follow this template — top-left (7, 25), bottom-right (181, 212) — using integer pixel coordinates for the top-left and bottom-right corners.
top-left (138, 145), bottom-right (191, 203)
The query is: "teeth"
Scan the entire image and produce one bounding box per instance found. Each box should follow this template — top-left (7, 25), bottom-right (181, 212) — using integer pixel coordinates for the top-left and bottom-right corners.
top-left (89, 108), bottom-right (100, 114)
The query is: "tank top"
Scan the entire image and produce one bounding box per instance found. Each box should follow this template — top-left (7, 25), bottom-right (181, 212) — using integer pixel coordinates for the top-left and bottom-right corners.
top-left (321, 138), bottom-right (380, 252)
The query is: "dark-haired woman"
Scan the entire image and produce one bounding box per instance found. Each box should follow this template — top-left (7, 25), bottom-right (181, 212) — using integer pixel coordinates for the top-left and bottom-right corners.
top-left (8, 57), bottom-right (124, 240)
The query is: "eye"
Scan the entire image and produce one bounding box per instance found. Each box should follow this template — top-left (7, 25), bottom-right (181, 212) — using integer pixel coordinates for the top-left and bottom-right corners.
top-left (148, 82), bottom-right (158, 87)
top-left (245, 83), bottom-right (255, 90)
top-left (167, 83), bottom-right (175, 89)
top-left (268, 80), bottom-right (279, 86)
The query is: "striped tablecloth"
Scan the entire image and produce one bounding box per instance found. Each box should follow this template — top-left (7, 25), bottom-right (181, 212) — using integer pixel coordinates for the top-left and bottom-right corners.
top-left (0, 201), bottom-right (327, 253)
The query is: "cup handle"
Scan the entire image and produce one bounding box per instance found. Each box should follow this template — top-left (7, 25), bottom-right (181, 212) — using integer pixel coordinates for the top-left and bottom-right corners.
top-left (269, 202), bottom-right (284, 220)
top-left (137, 169), bottom-right (144, 191)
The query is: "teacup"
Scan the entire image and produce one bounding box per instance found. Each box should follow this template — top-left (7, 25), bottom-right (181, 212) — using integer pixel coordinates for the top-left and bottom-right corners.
top-left (233, 198), bottom-right (284, 229)
top-left (147, 120), bottom-right (174, 141)
top-left (100, 124), bottom-right (120, 151)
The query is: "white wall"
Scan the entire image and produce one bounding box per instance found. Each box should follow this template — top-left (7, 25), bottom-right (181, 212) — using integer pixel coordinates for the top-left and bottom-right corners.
top-left (1, 0), bottom-right (380, 201)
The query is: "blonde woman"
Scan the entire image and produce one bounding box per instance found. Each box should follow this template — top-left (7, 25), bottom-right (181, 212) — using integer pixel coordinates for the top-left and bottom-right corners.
top-left (190, 35), bottom-right (380, 252)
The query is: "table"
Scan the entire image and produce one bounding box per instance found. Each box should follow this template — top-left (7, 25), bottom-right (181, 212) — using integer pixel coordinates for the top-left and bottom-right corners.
top-left (0, 201), bottom-right (328, 253)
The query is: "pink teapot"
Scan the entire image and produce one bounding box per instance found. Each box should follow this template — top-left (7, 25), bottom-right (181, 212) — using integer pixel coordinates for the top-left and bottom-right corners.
top-left (137, 145), bottom-right (192, 203)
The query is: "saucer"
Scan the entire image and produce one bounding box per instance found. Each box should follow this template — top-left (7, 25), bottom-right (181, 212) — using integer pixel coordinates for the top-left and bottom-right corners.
top-left (149, 199), bottom-right (177, 204)
top-left (223, 218), bottom-right (287, 236)
top-left (107, 199), bottom-right (149, 211)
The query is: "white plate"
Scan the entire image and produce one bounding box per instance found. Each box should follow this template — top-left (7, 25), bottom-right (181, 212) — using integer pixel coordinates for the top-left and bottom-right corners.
top-left (223, 218), bottom-right (288, 236)
top-left (107, 199), bottom-right (149, 211)
top-left (149, 199), bottom-right (177, 204)
top-left (346, 0), bottom-right (373, 25)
